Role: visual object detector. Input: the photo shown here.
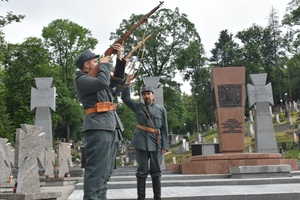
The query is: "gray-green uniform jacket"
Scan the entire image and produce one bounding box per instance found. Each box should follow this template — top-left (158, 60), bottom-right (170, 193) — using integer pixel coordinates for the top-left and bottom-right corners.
top-left (121, 87), bottom-right (169, 152)
top-left (75, 59), bottom-right (126, 133)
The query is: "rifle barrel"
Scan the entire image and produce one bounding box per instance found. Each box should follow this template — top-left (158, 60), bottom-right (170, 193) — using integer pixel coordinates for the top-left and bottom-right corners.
top-left (104, 1), bottom-right (164, 56)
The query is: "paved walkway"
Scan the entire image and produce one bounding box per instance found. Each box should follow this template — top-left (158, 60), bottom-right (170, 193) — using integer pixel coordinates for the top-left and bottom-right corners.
top-left (34, 167), bottom-right (300, 200)
top-left (68, 183), bottom-right (300, 200)
top-left (66, 172), bottom-right (300, 200)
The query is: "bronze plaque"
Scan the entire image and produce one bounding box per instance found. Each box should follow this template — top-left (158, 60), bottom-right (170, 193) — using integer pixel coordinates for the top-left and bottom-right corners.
top-left (218, 85), bottom-right (242, 107)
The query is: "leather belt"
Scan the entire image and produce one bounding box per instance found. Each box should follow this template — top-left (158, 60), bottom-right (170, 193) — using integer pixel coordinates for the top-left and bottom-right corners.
top-left (137, 124), bottom-right (160, 134)
top-left (85, 102), bottom-right (116, 115)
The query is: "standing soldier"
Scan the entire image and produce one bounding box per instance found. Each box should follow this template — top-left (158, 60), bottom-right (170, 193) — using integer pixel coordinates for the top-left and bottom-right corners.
top-left (75, 44), bottom-right (126, 200)
top-left (121, 74), bottom-right (169, 200)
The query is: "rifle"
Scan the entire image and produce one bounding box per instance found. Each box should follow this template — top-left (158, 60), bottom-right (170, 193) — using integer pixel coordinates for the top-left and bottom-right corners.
top-left (89, 34), bottom-right (152, 77)
top-left (124, 34), bottom-right (152, 59)
top-left (104, 1), bottom-right (164, 56)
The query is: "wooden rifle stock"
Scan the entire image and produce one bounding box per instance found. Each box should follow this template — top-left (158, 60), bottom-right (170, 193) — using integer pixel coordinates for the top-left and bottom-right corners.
top-left (124, 34), bottom-right (152, 59)
top-left (89, 35), bottom-right (152, 77)
top-left (104, 1), bottom-right (164, 56)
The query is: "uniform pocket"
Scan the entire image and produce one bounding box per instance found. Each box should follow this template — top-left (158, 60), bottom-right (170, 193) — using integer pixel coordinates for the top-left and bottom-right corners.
top-left (154, 116), bottom-right (162, 128)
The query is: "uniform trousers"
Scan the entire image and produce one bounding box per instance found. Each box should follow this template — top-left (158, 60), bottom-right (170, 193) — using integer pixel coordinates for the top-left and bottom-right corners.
top-left (101, 131), bottom-right (119, 199)
top-left (135, 148), bottom-right (162, 178)
top-left (83, 129), bottom-right (115, 200)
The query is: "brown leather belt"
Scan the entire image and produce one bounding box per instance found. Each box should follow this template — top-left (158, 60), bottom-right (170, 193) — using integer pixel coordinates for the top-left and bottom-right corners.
top-left (137, 124), bottom-right (160, 134)
top-left (85, 102), bottom-right (116, 115)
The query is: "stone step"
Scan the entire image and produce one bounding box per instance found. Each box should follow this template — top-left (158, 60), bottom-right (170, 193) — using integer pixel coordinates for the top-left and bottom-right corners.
top-left (69, 167), bottom-right (300, 200)
top-left (69, 184), bottom-right (300, 200)
top-left (75, 174), bottom-right (300, 190)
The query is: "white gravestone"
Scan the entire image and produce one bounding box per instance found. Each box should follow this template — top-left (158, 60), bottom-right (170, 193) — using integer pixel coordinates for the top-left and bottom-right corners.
top-left (57, 142), bottom-right (72, 177)
top-left (16, 124), bottom-right (45, 193)
top-left (0, 138), bottom-right (12, 183)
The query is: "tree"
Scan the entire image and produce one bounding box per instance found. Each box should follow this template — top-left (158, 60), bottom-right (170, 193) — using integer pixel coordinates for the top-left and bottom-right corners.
top-left (110, 7), bottom-right (202, 93)
top-left (282, 0), bottom-right (300, 102)
top-left (0, 0), bottom-right (25, 32)
top-left (110, 7), bottom-right (206, 135)
top-left (0, 0), bottom-right (25, 143)
top-left (3, 37), bottom-right (54, 130)
top-left (266, 7), bottom-right (286, 106)
top-left (209, 29), bottom-right (242, 67)
top-left (236, 22), bottom-right (286, 106)
top-left (42, 19), bottom-right (98, 142)
top-left (0, 67), bottom-right (14, 142)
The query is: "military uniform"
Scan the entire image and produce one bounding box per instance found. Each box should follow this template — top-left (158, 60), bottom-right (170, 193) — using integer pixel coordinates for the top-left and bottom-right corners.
top-left (75, 50), bottom-right (126, 200)
top-left (121, 86), bottom-right (169, 200)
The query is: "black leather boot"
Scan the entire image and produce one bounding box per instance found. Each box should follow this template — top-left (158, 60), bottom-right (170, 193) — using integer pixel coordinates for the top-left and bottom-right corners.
top-left (137, 176), bottom-right (146, 200)
top-left (152, 176), bottom-right (161, 200)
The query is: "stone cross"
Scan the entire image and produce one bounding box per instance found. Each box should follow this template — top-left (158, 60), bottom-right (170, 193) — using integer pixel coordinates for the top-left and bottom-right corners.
top-left (44, 148), bottom-right (55, 176)
top-left (247, 73), bottom-right (278, 153)
top-left (16, 124), bottom-right (45, 193)
top-left (57, 142), bottom-right (72, 177)
top-left (0, 138), bottom-right (12, 183)
top-left (31, 77), bottom-right (56, 149)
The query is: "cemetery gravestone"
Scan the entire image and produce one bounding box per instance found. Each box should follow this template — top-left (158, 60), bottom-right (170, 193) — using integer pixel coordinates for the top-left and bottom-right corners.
top-left (57, 142), bottom-right (72, 177)
top-left (44, 148), bottom-right (55, 176)
top-left (15, 124), bottom-right (45, 193)
top-left (247, 73), bottom-right (278, 153)
top-left (31, 77), bottom-right (56, 149)
top-left (0, 138), bottom-right (12, 183)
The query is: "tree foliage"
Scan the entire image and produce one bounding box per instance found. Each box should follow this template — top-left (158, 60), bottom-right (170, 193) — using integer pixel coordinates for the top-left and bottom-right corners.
top-left (42, 19), bottom-right (98, 141)
top-left (210, 29), bottom-right (242, 67)
top-left (111, 7), bottom-right (205, 133)
top-left (3, 37), bottom-right (53, 131)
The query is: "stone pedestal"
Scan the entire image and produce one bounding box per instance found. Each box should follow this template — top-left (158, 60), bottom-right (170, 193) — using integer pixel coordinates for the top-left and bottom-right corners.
top-left (180, 153), bottom-right (297, 174)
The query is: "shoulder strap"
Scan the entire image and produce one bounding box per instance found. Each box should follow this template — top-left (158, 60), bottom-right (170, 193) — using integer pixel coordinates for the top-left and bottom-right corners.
top-left (143, 106), bottom-right (155, 128)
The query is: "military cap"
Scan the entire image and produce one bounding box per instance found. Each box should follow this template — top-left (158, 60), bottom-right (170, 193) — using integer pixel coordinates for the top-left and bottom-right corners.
top-left (141, 85), bottom-right (154, 93)
top-left (76, 49), bottom-right (100, 69)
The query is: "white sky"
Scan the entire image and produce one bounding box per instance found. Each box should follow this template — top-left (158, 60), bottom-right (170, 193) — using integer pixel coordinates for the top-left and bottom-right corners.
top-left (1, 0), bottom-right (291, 94)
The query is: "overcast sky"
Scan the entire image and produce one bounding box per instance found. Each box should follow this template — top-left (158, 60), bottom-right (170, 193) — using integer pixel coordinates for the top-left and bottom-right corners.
top-left (1, 0), bottom-right (291, 93)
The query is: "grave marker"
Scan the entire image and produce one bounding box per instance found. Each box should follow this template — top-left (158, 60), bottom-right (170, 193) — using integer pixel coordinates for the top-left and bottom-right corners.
top-left (247, 73), bottom-right (278, 153)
